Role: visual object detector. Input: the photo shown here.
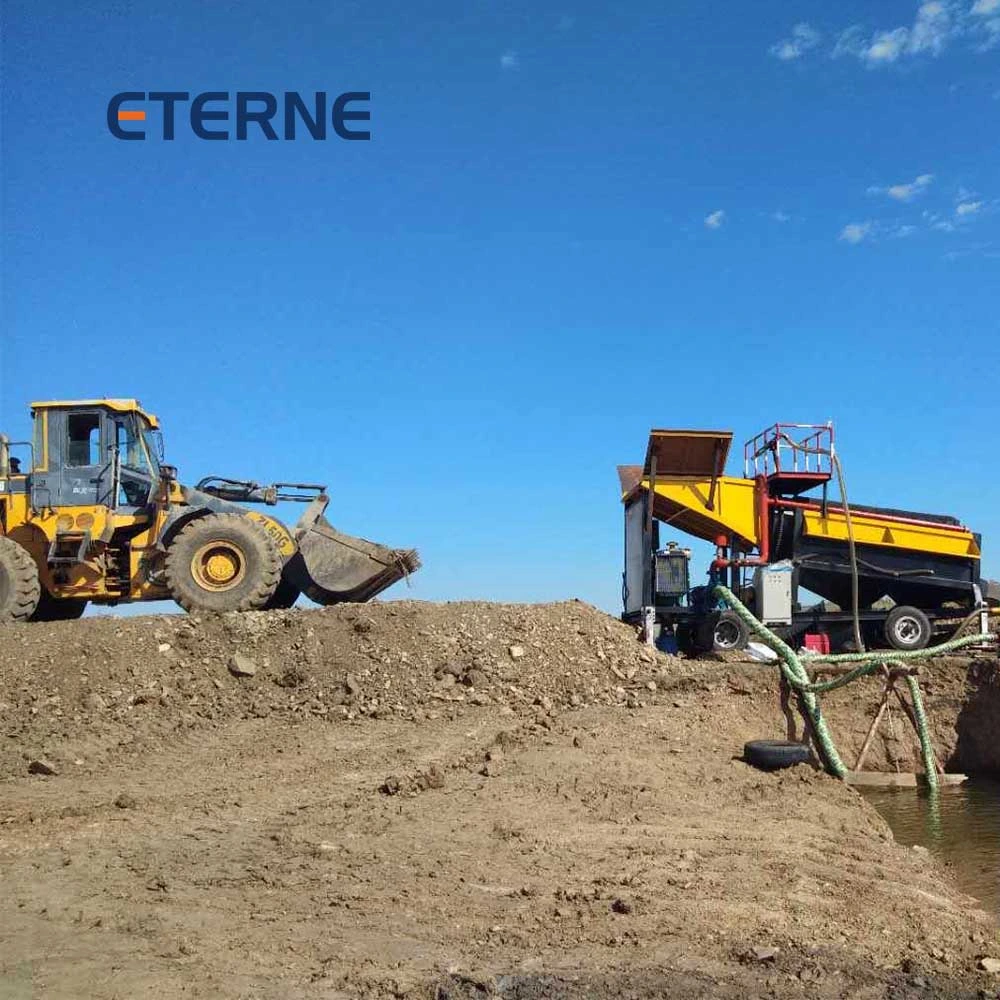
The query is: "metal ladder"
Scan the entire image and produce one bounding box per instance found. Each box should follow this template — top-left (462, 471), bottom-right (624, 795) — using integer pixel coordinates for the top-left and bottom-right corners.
top-left (47, 530), bottom-right (93, 567)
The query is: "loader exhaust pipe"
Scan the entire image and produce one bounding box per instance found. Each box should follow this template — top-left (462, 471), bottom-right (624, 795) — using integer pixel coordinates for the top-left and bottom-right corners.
top-left (284, 495), bottom-right (420, 605)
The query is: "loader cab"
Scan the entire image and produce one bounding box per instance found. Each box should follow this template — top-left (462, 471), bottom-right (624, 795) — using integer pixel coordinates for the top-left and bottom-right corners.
top-left (29, 399), bottom-right (162, 513)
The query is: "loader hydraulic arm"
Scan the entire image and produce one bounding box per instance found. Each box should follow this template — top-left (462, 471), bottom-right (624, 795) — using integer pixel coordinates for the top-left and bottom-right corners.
top-left (195, 477), bottom-right (326, 506)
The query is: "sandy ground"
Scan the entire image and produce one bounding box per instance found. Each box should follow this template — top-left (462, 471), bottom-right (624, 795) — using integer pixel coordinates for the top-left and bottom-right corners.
top-left (1, 601), bottom-right (999, 999)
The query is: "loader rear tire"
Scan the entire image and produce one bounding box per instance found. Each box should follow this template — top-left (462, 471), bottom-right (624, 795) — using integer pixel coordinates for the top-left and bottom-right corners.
top-left (165, 514), bottom-right (281, 613)
top-left (0, 536), bottom-right (41, 624)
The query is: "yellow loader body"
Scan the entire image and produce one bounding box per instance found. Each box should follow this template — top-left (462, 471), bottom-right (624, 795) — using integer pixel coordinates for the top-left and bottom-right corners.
top-left (0, 399), bottom-right (419, 621)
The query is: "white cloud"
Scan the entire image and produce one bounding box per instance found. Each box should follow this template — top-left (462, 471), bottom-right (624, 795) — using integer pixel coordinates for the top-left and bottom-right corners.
top-left (829, 1), bottom-right (997, 65)
top-left (970, 0), bottom-right (1000, 49)
top-left (923, 197), bottom-right (990, 229)
top-left (500, 50), bottom-right (519, 70)
top-left (704, 210), bottom-right (726, 229)
top-left (832, 26), bottom-right (866, 59)
top-left (833, 23), bottom-right (911, 64)
top-left (909, 1), bottom-right (953, 54)
top-left (769, 22), bottom-right (821, 60)
top-left (924, 209), bottom-right (957, 231)
top-left (772, 210), bottom-right (792, 223)
top-left (868, 173), bottom-right (934, 201)
top-left (973, 15), bottom-right (1000, 49)
top-left (866, 26), bottom-right (911, 63)
top-left (956, 199), bottom-right (983, 216)
top-left (943, 241), bottom-right (999, 260)
top-left (839, 221), bottom-right (874, 244)
top-left (890, 173), bottom-right (935, 201)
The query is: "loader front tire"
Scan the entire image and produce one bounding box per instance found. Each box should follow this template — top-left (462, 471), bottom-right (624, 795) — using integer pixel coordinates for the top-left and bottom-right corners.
top-left (165, 514), bottom-right (281, 613)
top-left (0, 536), bottom-right (41, 624)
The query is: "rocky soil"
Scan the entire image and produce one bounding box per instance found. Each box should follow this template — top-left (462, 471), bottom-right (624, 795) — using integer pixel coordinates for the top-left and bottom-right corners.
top-left (1, 600), bottom-right (999, 998)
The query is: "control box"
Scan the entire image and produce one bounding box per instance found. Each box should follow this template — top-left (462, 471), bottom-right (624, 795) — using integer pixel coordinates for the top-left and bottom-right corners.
top-left (753, 561), bottom-right (793, 624)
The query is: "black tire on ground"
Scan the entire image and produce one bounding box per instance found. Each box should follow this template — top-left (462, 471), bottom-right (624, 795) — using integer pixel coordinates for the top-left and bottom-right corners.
top-left (699, 609), bottom-right (750, 652)
top-left (0, 536), bottom-right (41, 623)
top-left (262, 574), bottom-right (300, 610)
top-left (883, 605), bottom-right (931, 651)
top-left (165, 513), bottom-right (282, 613)
top-left (30, 593), bottom-right (88, 622)
top-left (744, 739), bottom-right (812, 770)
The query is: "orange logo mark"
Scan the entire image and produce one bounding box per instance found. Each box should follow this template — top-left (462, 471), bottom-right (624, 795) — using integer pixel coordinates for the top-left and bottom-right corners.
top-left (117, 109), bottom-right (146, 121)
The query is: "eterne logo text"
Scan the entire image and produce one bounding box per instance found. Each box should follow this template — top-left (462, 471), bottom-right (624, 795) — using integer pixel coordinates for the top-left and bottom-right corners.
top-left (107, 91), bottom-right (371, 141)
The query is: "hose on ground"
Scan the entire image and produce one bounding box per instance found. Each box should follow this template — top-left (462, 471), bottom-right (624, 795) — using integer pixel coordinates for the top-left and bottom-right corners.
top-left (800, 631), bottom-right (991, 667)
top-left (714, 584), bottom-right (847, 778)
top-left (712, 585), bottom-right (989, 789)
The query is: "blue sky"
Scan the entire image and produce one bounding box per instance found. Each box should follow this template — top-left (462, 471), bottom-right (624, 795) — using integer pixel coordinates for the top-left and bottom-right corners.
top-left (1, 0), bottom-right (998, 614)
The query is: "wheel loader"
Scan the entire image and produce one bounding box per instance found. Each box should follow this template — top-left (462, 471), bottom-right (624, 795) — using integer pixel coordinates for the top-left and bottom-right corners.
top-left (0, 399), bottom-right (420, 622)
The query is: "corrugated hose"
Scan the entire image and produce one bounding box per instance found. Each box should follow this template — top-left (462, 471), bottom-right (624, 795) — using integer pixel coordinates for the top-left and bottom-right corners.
top-left (712, 584), bottom-right (992, 793)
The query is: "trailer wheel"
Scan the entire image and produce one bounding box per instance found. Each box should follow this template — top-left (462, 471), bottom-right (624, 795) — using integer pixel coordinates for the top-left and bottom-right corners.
top-left (884, 605), bottom-right (931, 651)
top-left (700, 610), bottom-right (750, 652)
top-left (165, 514), bottom-right (281, 613)
top-left (0, 536), bottom-right (40, 624)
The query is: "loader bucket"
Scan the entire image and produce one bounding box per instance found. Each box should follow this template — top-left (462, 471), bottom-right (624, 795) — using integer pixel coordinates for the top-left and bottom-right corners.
top-left (284, 495), bottom-right (420, 605)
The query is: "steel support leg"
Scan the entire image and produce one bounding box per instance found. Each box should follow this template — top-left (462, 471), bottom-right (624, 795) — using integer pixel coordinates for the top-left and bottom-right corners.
top-left (641, 606), bottom-right (656, 647)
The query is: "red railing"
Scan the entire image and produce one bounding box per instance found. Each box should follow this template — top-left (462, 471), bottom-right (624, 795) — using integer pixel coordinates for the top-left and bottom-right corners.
top-left (743, 423), bottom-right (833, 479)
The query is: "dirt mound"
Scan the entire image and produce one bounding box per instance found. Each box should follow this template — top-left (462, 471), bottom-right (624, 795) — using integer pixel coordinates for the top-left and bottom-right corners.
top-left (2, 602), bottom-right (998, 998)
top-left (0, 600), bottom-right (687, 777)
top-left (2, 601), bottom-right (995, 781)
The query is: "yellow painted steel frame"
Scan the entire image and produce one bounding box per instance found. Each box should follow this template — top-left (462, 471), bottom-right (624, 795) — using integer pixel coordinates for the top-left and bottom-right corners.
top-left (30, 398), bottom-right (160, 429)
top-left (1, 487), bottom-right (172, 601)
top-left (630, 476), bottom-right (980, 562)
top-left (2, 477), bottom-right (299, 607)
top-left (637, 475), bottom-right (759, 546)
top-left (3, 400), bottom-right (298, 607)
top-left (801, 508), bottom-right (980, 559)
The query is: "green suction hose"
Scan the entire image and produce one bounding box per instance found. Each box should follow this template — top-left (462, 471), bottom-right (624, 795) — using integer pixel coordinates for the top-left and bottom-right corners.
top-left (712, 584), bottom-right (990, 791)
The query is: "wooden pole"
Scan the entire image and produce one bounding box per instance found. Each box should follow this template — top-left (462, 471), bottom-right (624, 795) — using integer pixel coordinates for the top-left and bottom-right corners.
top-left (854, 682), bottom-right (892, 772)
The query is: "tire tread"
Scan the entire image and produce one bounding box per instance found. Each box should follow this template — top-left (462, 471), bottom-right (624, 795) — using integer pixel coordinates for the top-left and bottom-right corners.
top-left (165, 514), bottom-right (282, 613)
top-left (0, 536), bottom-right (41, 624)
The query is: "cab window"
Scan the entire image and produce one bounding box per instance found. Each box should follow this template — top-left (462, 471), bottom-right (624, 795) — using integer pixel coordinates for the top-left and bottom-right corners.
top-left (66, 413), bottom-right (101, 467)
top-left (115, 419), bottom-right (150, 474)
top-left (31, 412), bottom-right (45, 471)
